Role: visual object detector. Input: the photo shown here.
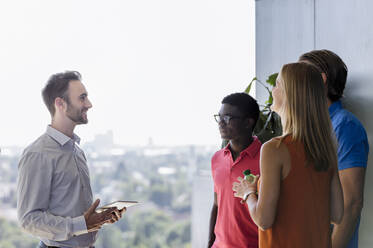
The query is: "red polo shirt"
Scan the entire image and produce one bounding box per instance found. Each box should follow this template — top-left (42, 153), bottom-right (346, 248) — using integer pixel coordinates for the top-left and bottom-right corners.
top-left (211, 137), bottom-right (261, 248)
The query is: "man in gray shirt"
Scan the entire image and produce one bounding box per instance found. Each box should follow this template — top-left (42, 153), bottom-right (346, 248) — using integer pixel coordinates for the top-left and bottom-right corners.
top-left (17, 71), bottom-right (122, 248)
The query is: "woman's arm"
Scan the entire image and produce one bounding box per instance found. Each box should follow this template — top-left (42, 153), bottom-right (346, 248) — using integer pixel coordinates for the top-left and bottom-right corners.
top-left (233, 139), bottom-right (286, 230)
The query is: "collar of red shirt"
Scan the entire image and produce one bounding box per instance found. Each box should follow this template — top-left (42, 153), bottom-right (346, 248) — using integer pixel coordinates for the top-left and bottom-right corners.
top-left (223, 136), bottom-right (261, 159)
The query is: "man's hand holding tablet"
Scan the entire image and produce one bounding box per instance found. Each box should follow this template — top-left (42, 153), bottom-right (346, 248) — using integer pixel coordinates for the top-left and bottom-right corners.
top-left (84, 199), bottom-right (139, 231)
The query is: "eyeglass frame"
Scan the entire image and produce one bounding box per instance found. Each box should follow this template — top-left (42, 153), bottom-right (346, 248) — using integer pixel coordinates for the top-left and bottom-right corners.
top-left (214, 114), bottom-right (248, 125)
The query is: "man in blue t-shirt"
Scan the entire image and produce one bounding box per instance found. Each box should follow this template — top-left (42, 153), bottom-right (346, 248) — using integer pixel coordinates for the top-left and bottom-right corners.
top-left (300, 50), bottom-right (369, 248)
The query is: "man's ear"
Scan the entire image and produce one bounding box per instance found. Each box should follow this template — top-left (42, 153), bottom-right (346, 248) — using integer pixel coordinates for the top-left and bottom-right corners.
top-left (55, 97), bottom-right (65, 110)
top-left (247, 118), bottom-right (255, 129)
top-left (321, 72), bottom-right (327, 84)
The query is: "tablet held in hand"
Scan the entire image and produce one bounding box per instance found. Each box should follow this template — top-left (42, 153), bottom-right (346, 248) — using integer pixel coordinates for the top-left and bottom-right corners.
top-left (96, 200), bottom-right (139, 213)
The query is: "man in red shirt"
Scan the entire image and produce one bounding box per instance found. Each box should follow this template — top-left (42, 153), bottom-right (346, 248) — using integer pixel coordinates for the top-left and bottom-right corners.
top-left (208, 93), bottom-right (261, 248)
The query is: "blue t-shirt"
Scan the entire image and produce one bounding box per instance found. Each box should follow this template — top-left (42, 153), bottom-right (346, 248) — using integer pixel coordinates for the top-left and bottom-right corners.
top-left (329, 100), bottom-right (369, 248)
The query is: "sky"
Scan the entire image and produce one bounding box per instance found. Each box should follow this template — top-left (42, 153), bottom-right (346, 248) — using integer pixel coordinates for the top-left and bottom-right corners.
top-left (0, 0), bottom-right (255, 147)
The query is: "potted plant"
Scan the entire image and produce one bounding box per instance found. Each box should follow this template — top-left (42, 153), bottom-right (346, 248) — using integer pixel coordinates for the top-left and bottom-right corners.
top-left (246, 73), bottom-right (282, 143)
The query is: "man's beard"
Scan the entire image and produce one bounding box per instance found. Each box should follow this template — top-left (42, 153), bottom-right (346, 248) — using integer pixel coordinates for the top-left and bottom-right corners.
top-left (66, 103), bottom-right (88, 124)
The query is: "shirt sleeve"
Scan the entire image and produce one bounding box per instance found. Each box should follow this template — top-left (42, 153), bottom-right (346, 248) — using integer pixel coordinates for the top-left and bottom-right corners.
top-left (335, 121), bottom-right (369, 170)
top-left (17, 151), bottom-right (88, 241)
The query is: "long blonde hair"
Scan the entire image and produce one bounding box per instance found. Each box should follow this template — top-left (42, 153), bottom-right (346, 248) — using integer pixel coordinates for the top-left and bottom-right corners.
top-left (280, 62), bottom-right (337, 171)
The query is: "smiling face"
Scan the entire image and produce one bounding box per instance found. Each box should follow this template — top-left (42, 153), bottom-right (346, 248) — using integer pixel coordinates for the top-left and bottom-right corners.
top-left (217, 103), bottom-right (250, 140)
top-left (64, 80), bottom-right (92, 125)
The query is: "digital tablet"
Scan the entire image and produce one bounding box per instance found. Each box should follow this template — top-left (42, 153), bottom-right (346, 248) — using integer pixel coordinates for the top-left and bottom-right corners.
top-left (96, 200), bottom-right (139, 213)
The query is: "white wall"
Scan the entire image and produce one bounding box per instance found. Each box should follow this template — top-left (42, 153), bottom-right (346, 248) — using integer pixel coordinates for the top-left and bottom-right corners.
top-left (255, 0), bottom-right (314, 98)
top-left (256, 0), bottom-right (373, 246)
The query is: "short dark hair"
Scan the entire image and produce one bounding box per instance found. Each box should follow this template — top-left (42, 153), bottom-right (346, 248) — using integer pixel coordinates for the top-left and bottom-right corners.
top-left (299, 49), bottom-right (347, 102)
top-left (42, 71), bottom-right (81, 116)
top-left (222, 92), bottom-right (260, 127)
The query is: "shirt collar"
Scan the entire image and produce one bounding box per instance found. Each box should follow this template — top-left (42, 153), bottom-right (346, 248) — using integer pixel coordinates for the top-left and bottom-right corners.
top-left (223, 136), bottom-right (261, 158)
top-left (329, 100), bottom-right (342, 118)
top-left (46, 125), bottom-right (81, 146)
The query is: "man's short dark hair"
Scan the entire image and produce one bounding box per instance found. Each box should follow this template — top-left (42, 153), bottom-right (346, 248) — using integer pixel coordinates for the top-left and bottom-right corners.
top-left (222, 92), bottom-right (260, 127)
top-left (42, 71), bottom-right (81, 116)
top-left (299, 49), bottom-right (347, 102)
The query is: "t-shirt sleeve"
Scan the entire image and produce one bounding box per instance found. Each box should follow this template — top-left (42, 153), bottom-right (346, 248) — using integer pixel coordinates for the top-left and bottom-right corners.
top-left (335, 121), bottom-right (369, 170)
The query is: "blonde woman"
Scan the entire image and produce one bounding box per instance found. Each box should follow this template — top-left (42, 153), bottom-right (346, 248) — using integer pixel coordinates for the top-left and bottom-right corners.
top-left (232, 62), bottom-right (344, 247)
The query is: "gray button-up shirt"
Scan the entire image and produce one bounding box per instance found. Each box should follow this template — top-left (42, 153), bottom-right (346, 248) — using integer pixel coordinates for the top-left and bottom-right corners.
top-left (17, 126), bottom-right (97, 247)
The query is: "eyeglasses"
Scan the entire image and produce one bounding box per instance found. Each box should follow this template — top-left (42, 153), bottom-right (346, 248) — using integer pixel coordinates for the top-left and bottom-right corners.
top-left (214, 114), bottom-right (244, 124)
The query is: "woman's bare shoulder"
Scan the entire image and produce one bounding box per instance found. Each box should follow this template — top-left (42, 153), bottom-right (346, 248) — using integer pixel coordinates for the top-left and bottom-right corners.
top-left (263, 136), bottom-right (288, 150)
top-left (261, 136), bottom-right (290, 163)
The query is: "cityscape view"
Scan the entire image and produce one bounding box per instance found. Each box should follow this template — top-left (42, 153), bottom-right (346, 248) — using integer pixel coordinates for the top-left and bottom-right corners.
top-left (0, 131), bottom-right (217, 248)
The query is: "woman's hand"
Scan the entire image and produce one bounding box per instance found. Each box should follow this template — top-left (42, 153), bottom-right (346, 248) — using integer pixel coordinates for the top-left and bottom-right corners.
top-left (232, 175), bottom-right (259, 200)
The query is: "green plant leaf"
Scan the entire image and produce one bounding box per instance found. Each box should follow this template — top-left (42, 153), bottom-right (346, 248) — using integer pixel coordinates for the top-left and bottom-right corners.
top-left (267, 93), bottom-right (273, 105)
top-left (244, 77), bottom-right (257, 94)
top-left (266, 73), bottom-right (278, 86)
